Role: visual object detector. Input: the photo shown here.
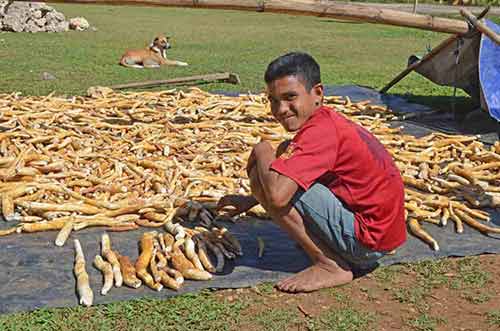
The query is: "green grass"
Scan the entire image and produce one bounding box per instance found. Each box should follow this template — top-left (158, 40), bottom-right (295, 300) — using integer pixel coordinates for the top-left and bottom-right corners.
top-left (314, 308), bottom-right (376, 331)
top-left (254, 308), bottom-right (300, 331)
top-left (0, 2), bottom-right (480, 112)
top-left (329, 288), bottom-right (352, 304)
top-left (461, 291), bottom-right (492, 304)
top-left (389, 258), bottom-right (493, 315)
top-left (449, 257), bottom-right (491, 290)
top-left (0, 291), bottom-right (248, 331)
top-left (406, 313), bottom-right (446, 331)
top-left (256, 282), bottom-right (275, 295)
top-left (408, 259), bottom-right (451, 288)
top-left (389, 259), bottom-right (450, 310)
top-left (486, 310), bottom-right (500, 327)
top-left (373, 264), bottom-right (405, 283)
top-left (393, 287), bottom-right (429, 306)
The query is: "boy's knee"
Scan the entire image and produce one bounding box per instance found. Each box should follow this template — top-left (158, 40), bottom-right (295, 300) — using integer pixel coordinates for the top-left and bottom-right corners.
top-left (248, 166), bottom-right (266, 204)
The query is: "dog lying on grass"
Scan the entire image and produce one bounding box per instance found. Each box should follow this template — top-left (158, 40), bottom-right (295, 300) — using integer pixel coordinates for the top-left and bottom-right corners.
top-left (119, 35), bottom-right (188, 68)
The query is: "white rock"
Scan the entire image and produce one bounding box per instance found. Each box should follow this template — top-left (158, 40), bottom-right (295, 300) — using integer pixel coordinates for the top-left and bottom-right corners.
top-left (69, 17), bottom-right (89, 31)
top-left (31, 9), bottom-right (42, 19)
top-left (2, 15), bottom-right (24, 32)
top-left (45, 11), bottom-right (65, 24)
top-left (33, 17), bottom-right (45, 27)
top-left (8, 2), bottom-right (31, 12)
top-left (30, 2), bottom-right (53, 12)
top-left (45, 22), bottom-right (57, 33)
top-left (0, 2), bottom-right (77, 33)
top-left (24, 19), bottom-right (41, 33)
top-left (0, 2), bottom-right (6, 16)
top-left (55, 20), bottom-right (68, 32)
top-left (41, 72), bottom-right (56, 80)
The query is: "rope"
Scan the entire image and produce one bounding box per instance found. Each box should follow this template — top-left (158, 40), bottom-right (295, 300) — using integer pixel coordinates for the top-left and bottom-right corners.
top-left (451, 37), bottom-right (464, 118)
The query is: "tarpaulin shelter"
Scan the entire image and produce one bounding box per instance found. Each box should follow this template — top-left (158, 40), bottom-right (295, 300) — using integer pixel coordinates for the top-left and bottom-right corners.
top-left (382, 18), bottom-right (500, 122)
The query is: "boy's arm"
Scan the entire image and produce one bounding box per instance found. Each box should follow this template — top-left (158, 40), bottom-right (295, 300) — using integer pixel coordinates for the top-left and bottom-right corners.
top-left (217, 194), bottom-right (258, 217)
top-left (252, 141), bottom-right (298, 209)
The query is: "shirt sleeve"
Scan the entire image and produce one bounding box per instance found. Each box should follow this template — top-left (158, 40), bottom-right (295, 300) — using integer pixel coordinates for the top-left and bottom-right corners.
top-left (270, 120), bottom-right (337, 190)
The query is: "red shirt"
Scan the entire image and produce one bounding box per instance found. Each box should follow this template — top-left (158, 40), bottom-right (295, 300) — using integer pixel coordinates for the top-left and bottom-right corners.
top-left (270, 106), bottom-right (406, 251)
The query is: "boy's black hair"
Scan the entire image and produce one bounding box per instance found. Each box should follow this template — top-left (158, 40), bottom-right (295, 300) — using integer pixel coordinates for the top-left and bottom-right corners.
top-left (264, 52), bottom-right (321, 91)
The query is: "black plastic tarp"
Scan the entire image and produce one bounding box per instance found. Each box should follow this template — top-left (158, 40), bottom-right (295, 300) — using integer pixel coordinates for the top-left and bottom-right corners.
top-left (1, 213), bottom-right (499, 315)
top-left (1, 85), bottom-right (498, 315)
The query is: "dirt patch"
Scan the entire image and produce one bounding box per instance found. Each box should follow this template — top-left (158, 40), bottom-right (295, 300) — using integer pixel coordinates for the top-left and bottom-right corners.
top-left (215, 254), bottom-right (500, 330)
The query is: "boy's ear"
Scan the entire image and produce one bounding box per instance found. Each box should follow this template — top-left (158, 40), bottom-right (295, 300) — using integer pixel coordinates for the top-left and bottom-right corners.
top-left (312, 83), bottom-right (324, 102)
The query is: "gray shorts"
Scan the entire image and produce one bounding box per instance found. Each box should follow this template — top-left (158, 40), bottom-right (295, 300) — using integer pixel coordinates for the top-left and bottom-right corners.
top-left (292, 182), bottom-right (385, 269)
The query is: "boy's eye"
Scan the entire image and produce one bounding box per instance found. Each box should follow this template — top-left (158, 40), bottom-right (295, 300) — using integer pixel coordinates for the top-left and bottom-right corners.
top-left (268, 97), bottom-right (278, 104)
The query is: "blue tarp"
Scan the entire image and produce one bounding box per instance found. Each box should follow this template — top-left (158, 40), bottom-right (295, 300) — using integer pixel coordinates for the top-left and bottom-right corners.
top-left (479, 19), bottom-right (500, 121)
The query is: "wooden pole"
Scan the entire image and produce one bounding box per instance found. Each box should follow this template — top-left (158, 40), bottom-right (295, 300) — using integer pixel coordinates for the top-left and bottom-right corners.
top-left (108, 72), bottom-right (240, 89)
top-left (47, 0), bottom-right (470, 35)
top-left (380, 6), bottom-right (491, 94)
top-left (380, 35), bottom-right (459, 94)
top-left (460, 8), bottom-right (500, 46)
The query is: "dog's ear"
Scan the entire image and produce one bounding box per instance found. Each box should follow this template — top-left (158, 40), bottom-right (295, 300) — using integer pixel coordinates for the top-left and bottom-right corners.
top-left (149, 39), bottom-right (155, 48)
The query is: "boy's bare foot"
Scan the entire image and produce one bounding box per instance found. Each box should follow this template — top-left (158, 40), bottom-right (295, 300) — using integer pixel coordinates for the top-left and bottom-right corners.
top-left (276, 260), bottom-right (353, 293)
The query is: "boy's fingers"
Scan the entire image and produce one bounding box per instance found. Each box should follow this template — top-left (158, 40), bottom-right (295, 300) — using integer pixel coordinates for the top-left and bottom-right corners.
top-left (217, 206), bottom-right (240, 218)
top-left (216, 196), bottom-right (239, 211)
top-left (216, 197), bottom-right (229, 210)
top-left (226, 209), bottom-right (241, 217)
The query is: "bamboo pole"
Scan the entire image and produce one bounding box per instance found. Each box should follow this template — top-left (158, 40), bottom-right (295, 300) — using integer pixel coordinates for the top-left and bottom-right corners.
top-left (380, 6), bottom-right (490, 93)
top-left (108, 72), bottom-right (240, 89)
top-left (380, 35), bottom-right (459, 94)
top-left (48, 0), bottom-right (470, 35)
top-left (460, 8), bottom-right (500, 46)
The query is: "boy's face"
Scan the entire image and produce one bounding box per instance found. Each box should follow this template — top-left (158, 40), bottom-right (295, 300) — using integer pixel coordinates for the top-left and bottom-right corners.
top-left (267, 75), bottom-right (323, 132)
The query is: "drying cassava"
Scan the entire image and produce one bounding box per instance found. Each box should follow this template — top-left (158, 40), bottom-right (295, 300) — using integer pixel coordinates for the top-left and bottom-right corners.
top-left (117, 254), bottom-right (142, 289)
top-left (74, 239), bottom-right (93, 306)
top-left (136, 231), bottom-right (163, 291)
top-left (101, 233), bottom-right (123, 287)
top-left (0, 87), bottom-right (497, 252)
top-left (93, 255), bottom-right (114, 295)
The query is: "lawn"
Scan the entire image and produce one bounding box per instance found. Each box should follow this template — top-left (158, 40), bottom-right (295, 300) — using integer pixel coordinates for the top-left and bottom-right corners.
top-left (1, 256), bottom-right (499, 330)
top-left (0, 3), bottom-right (499, 331)
top-left (1, 3), bottom-right (489, 102)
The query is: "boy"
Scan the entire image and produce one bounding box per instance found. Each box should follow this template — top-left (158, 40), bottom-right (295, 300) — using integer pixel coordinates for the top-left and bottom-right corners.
top-left (217, 52), bottom-right (406, 292)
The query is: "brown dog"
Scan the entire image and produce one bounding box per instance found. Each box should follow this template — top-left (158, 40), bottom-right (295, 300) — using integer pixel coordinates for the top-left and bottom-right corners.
top-left (119, 35), bottom-right (188, 68)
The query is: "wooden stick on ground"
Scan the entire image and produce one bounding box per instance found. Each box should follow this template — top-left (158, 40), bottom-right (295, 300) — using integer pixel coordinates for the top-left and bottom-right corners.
top-left (108, 72), bottom-right (241, 90)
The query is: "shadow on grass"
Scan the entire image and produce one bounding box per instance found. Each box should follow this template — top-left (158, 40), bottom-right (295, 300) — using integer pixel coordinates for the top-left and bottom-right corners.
top-left (319, 19), bottom-right (366, 25)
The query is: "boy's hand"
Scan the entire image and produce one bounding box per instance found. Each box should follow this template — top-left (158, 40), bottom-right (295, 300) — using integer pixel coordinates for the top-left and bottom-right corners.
top-left (216, 195), bottom-right (258, 217)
